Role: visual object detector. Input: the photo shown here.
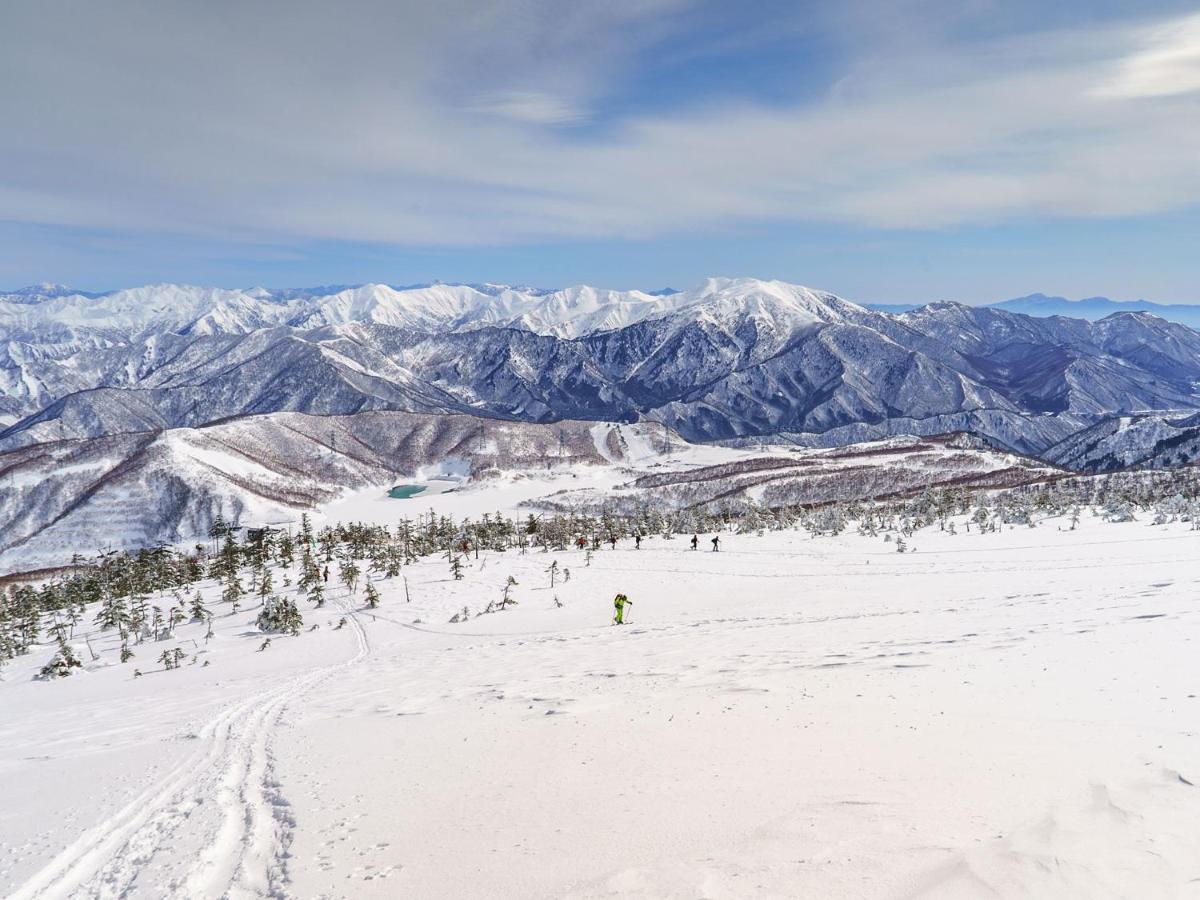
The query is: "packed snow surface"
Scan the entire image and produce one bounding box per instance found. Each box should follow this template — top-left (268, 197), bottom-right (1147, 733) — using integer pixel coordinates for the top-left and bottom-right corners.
top-left (2, 501), bottom-right (1198, 898)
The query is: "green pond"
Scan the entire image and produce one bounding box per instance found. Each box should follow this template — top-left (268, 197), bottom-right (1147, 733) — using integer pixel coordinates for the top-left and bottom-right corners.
top-left (388, 484), bottom-right (427, 499)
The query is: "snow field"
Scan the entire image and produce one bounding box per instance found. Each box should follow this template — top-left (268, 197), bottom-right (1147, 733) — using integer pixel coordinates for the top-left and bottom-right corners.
top-left (1, 512), bottom-right (1198, 898)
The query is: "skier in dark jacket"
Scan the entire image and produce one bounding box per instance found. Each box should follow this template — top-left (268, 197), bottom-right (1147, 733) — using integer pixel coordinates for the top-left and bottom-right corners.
top-left (690, 534), bottom-right (698, 550)
top-left (634, 534), bottom-right (642, 550)
top-left (711, 535), bottom-right (720, 552)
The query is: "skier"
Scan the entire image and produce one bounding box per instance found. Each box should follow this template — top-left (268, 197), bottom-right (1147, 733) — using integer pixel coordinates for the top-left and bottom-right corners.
top-left (690, 534), bottom-right (698, 550)
top-left (711, 535), bottom-right (721, 552)
top-left (635, 534), bottom-right (642, 550)
top-left (322, 565), bottom-right (330, 583)
top-left (609, 535), bottom-right (617, 550)
top-left (613, 592), bottom-right (632, 625)
top-left (577, 536), bottom-right (587, 550)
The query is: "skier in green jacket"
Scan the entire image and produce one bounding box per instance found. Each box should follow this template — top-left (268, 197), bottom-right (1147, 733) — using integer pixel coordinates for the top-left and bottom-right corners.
top-left (613, 593), bottom-right (631, 625)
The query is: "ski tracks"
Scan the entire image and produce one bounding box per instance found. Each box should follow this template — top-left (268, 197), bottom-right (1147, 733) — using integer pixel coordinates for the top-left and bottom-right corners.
top-left (10, 605), bottom-right (370, 900)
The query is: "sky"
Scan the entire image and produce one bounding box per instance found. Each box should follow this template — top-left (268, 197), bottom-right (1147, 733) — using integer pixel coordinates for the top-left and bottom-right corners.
top-left (1, 0), bottom-right (1198, 305)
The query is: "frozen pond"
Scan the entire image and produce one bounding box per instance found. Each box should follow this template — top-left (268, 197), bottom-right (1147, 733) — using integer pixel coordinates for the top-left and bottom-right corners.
top-left (386, 478), bottom-right (459, 500)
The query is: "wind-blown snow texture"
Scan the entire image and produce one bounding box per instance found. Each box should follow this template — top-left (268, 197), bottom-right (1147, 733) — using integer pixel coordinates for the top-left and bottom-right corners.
top-left (2, 484), bottom-right (1198, 898)
top-left (4, 278), bottom-right (1200, 453)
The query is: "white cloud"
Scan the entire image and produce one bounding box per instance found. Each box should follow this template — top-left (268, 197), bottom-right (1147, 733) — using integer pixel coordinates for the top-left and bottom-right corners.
top-left (0, 2), bottom-right (1198, 247)
top-left (1095, 12), bottom-right (1200, 98)
top-left (468, 91), bottom-right (588, 125)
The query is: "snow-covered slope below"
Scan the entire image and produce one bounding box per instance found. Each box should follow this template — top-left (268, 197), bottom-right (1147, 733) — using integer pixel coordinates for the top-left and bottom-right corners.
top-left (2, 509), bottom-right (1198, 897)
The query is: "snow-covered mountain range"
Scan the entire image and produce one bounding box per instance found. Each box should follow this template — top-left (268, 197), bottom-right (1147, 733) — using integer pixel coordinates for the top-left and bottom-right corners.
top-left (4, 277), bottom-right (1200, 455)
top-left (866, 293), bottom-right (1200, 325)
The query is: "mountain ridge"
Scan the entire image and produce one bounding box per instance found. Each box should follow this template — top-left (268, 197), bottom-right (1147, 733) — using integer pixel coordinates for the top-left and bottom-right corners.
top-left (10, 281), bottom-right (1197, 326)
top-left (991, 293), bottom-right (1200, 327)
top-left (4, 278), bottom-right (1200, 457)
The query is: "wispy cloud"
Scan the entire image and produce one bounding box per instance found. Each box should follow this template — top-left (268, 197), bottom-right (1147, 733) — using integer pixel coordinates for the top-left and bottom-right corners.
top-left (1, 1), bottom-right (1198, 249)
top-left (467, 91), bottom-right (588, 125)
top-left (1095, 12), bottom-right (1200, 98)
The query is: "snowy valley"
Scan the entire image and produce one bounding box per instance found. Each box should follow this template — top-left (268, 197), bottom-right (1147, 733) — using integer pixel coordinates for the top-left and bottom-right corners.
top-left (5, 276), bottom-right (1200, 572)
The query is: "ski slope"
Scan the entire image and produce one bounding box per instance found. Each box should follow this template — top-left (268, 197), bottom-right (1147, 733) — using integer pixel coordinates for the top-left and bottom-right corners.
top-left (2, 514), bottom-right (1198, 898)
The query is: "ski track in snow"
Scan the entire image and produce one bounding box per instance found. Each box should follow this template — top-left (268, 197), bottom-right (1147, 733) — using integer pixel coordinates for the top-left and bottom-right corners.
top-left (8, 603), bottom-right (370, 900)
top-left (4, 513), bottom-right (1200, 898)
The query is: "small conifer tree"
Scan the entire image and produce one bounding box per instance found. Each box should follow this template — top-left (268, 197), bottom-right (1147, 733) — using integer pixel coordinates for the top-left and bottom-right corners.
top-left (364, 582), bottom-right (381, 609)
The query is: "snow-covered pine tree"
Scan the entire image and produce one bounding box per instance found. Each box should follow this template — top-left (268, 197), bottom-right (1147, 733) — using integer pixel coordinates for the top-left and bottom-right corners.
top-left (297, 513), bottom-right (314, 549)
top-left (221, 570), bottom-right (244, 609)
top-left (308, 578), bottom-right (325, 608)
top-left (189, 591), bottom-right (209, 621)
top-left (278, 531), bottom-right (295, 569)
top-left (39, 639), bottom-right (82, 679)
top-left (501, 575), bottom-right (518, 608)
top-left (94, 593), bottom-right (129, 636)
top-left (257, 565), bottom-right (273, 606)
top-left (364, 582), bottom-right (381, 609)
top-left (338, 554), bottom-right (361, 595)
top-left (256, 595), bottom-right (305, 634)
top-left (208, 513), bottom-right (229, 556)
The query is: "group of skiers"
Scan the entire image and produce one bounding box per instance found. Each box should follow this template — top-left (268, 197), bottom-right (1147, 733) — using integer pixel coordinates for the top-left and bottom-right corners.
top-left (573, 533), bottom-right (721, 553)
top-left (603, 533), bottom-right (721, 624)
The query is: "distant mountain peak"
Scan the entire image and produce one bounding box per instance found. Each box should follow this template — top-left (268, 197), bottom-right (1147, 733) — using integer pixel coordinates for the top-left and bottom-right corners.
top-left (990, 293), bottom-right (1200, 329)
top-left (5, 283), bottom-right (84, 301)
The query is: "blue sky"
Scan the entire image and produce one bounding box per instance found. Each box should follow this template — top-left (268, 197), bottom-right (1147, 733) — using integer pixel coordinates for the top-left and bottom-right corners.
top-left (1, 0), bottom-right (1198, 304)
